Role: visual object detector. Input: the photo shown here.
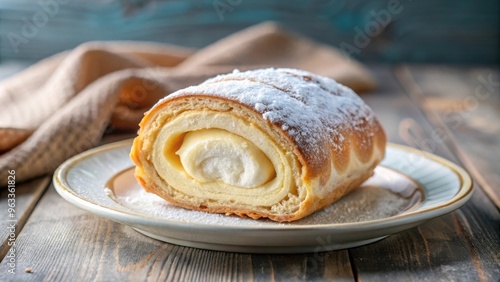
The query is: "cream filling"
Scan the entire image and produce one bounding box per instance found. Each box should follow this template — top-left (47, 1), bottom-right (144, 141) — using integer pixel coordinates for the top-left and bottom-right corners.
top-left (152, 110), bottom-right (295, 206)
top-left (176, 129), bottom-right (275, 188)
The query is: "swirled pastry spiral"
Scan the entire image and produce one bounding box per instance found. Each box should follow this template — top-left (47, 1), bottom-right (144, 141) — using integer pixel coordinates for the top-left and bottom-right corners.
top-left (130, 68), bottom-right (386, 222)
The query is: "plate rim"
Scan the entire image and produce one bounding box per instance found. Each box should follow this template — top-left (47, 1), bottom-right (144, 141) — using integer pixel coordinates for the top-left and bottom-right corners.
top-left (53, 139), bottom-right (473, 232)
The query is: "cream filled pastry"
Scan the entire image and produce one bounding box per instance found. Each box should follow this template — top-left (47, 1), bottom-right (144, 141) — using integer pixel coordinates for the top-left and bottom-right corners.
top-left (176, 129), bottom-right (275, 188)
top-left (130, 68), bottom-right (386, 222)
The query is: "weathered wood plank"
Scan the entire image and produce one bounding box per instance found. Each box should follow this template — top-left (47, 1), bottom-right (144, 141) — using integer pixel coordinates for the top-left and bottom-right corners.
top-left (350, 204), bottom-right (500, 282)
top-left (0, 176), bottom-right (50, 259)
top-left (0, 0), bottom-right (498, 64)
top-left (250, 252), bottom-right (353, 281)
top-left (395, 65), bottom-right (500, 208)
top-left (349, 65), bottom-right (500, 282)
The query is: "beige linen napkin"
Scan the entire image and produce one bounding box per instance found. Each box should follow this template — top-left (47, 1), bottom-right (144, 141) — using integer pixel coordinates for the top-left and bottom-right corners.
top-left (0, 22), bottom-right (376, 183)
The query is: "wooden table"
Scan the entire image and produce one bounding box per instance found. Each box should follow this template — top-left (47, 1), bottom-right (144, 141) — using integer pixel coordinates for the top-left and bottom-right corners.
top-left (0, 64), bottom-right (499, 281)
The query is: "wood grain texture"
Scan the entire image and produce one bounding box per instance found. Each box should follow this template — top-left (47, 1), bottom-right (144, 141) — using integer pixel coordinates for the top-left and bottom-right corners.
top-left (0, 176), bottom-right (50, 259)
top-left (0, 0), bottom-right (498, 64)
top-left (350, 192), bottom-right (500, 282)
top-left (395, 65), bottom-right (500, 208)
top-left (350, 66), bottom-right (500, 282)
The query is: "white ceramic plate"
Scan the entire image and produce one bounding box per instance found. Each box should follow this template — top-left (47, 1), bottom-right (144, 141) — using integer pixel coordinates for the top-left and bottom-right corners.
top-left (53, 140), bottom-right (472, 253)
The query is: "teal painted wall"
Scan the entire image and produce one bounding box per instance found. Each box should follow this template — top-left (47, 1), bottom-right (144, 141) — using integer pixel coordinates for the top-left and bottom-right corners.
top-left (0, 0), bottom-right (498, 64)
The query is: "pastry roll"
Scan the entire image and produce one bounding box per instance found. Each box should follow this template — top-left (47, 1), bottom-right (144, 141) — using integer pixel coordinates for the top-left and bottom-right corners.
top-left (130, 68), bottom-right (386, 222)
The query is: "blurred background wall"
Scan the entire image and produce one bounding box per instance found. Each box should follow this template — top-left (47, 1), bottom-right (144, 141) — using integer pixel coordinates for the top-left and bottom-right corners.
top-left (0, 0), bottom-right (498, 64)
